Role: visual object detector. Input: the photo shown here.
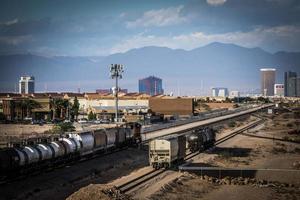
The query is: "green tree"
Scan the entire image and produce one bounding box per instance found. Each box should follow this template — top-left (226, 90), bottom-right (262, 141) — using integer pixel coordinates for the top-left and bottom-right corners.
top-left (24, 99), bottom-right (41, 117)
top-left (71, 96), bottom-right (80, 121)
top-left (51, 98), bottom-right (70, 120)
top-left (224, 97), bottom-right (231, 103)
top-left (13, 99), bottom-right (40, 120)
top-left (88, 111), bottom-right (96, 121)
top-left (51, 122), bottom-right (75, 134)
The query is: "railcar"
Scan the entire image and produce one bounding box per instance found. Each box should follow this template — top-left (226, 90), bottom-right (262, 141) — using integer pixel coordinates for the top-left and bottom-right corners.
top-left (149, 135), bottom-right (186, 169)
top-left (0, 122), bottom-right (141, 178)
top-left (187, 128), bottom-right (216, 152)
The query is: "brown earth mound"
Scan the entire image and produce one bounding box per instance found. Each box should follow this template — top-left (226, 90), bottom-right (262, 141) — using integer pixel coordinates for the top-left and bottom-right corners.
top-left (66, 184), bottom-right (130, 200)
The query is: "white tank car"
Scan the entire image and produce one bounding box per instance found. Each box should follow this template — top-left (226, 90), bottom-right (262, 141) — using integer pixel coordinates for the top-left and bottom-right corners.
top-left (36, 144), bottom-right (53, 161)
top-left (60, 138), bottom-right (78, 154)
top-left (14, 148), bottom-right (26, 166)
top-left (49, 141), bottom-right (65, 158)
top-left (69, 132), bottom-right (95, 155)
top-left (22, 146), bottom-right (40, 164)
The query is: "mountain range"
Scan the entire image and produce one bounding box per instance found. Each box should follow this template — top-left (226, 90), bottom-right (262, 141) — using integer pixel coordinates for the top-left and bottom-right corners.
top-left (0, 42), bottom-right (299, 95)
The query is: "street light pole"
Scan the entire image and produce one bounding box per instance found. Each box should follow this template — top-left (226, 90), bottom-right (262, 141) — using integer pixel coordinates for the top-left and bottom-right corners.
top-left (110, 64), bottom-right (124, 123)
top-left (115, 74), bottom-right (119, 122)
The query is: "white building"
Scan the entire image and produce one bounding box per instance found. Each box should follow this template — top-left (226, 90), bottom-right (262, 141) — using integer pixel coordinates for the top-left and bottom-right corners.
top-left (211, 87), bottom-right (229, 97)
top-left (274, 84), bottom-right (284, 97)
top-left (19, 76), bottom-right (35, 94)
top-left (229, 91), bottom-right (240, 98)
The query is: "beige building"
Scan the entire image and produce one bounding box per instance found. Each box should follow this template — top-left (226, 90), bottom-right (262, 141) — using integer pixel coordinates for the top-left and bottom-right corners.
top-left (149, 97), bottom-right (194, 116)
top-left (84, 93), bottom-right (150, 118)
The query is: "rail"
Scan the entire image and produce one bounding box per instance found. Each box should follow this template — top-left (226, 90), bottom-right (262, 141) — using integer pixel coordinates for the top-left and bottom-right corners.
top-left (141, 105), bottom-right (256, 134)
top-left (116, 169), bottom-right (166, 193)
top-left (141, 104), bottom-right (273, 142)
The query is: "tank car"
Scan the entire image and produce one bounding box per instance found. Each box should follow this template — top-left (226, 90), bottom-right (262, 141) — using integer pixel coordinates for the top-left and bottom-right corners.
top-left (187, 128), bottom-right (216, 152)
top-left (68, 132), bottom-right (95, 156)
top-left (187, 131), bottom-right (204, 152)
top-left (0, 122), bottom-right (142, 177)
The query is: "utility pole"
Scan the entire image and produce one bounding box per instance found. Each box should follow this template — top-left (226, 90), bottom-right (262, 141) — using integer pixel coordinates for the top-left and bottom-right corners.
top-left (110, 64), bottom-right (124, 123)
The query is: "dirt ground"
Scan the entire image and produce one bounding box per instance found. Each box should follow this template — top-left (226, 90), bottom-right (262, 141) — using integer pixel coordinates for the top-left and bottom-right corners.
top-left (0, 124), bottom-right (53, 136)
top-left (148, 111), bottom-right (300, 200)
top-left (0, 123), bottom-right (117, 147)
top-left (0, 124), bottom-right (54, 147)
top-left (150, 173), bottom-right (300, 200)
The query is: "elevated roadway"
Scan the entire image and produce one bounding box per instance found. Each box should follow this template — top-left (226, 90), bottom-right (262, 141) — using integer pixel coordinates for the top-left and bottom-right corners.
top-left (142, 104), bottom-right (273, 141)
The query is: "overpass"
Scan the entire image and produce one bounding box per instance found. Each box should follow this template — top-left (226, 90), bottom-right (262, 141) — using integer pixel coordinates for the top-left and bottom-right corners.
top-left (141, 104), bottom-right (274, 141)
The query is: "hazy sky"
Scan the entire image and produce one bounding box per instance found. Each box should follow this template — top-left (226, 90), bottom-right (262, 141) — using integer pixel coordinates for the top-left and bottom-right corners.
top-left (0, 0), bottom-right (300, 56)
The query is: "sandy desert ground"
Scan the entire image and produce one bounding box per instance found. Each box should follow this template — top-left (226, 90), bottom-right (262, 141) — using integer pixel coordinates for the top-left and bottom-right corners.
top-left (66, 110), bottom-right (300, 200)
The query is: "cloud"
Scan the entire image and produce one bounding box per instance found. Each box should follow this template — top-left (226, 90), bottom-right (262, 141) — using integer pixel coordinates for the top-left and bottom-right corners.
top-left (2, 18), bottom-right (19, 26)
top-left (0, 35), bottom-right (31, 46)
top-left (126, 5), bottom-right (187, 28)
top-left (206, 0), bottom-right (227, 6)
top-left (110, 25), bottom-right (300, 54)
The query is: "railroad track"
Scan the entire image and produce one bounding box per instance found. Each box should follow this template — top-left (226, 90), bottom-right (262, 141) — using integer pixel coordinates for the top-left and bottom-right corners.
top-left (215, 119), bottom-right (264, 146)
top-left (116, 119), bottom-right (265, 194)
top-left (116, 168), bottom-right (166, 193)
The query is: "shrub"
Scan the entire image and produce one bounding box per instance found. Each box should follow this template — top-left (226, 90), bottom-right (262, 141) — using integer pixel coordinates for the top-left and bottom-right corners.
top-left (51, 122), bottom-right (75, 133)
top-left (228, 121), bottom-right (237, 128)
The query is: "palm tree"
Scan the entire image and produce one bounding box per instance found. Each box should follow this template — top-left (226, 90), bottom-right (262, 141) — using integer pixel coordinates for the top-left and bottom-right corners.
top-left (71, 96), bottom-right (80, 121)
top-left (24, 99), bottom-right (41, 117)
top-left (12, 100), bottom-right (26, 120)
top-left (61, 99), bottom-right (70, 119)
top-left (51, 99), bottom-right (70, 120)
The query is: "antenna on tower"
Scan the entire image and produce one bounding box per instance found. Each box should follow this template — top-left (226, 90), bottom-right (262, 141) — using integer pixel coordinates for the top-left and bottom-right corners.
top-left (77, 81), bottom-right (81, 93)
top-left (14, 83), bottom-right (17, 94)
top-left (201, 80), bottom-right (203, 96)
top-left (177, 81), bottom-right (180, 97)
top-left (44, 83), bottom-right (48, 92)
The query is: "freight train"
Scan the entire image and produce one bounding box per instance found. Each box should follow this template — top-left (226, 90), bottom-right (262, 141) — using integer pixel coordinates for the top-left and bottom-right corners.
top-left (0, 123), bottom-right (141, 178)
top-left (149, 128), bottom-right (216, 169)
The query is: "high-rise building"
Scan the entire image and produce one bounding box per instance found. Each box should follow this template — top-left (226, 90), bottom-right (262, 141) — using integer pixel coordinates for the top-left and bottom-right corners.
top-left (139, 76), bottom-right (163, 96)
top-left (284, 71), bottom-right (297, 97)
top-left (274, 84), bottom-right (284, 97)
top-left (211, 87), bottom-right (229, 97)
top-left (260, 68), bottom-right (276, 96)
top-left (229, 90), bottom-right (240, 98)
top-left (19, 76), bottom-right (35, 94)
top-left (297, 77), bottom-right (300, 97)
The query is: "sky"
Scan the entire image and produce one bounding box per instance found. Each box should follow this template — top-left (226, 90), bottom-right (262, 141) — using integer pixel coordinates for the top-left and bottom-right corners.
top-left (0, 0), bottom-right (300, 56)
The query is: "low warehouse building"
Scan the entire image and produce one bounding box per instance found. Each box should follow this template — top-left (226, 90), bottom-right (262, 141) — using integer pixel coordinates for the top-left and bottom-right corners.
top-left (149, 97), bottom-right (194, 116)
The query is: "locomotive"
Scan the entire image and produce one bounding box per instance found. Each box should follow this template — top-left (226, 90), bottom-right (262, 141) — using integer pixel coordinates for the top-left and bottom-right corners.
top-left (0, 123), bottom-right (141, 177)
top-left (186, 128), bottom-right (216, 152)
